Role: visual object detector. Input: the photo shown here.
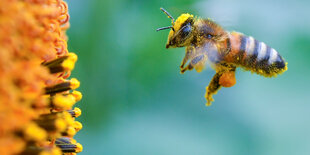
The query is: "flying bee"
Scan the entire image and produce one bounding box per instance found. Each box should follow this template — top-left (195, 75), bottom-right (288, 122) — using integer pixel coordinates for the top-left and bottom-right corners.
top-left (157, 8), bottom-right (288, 106)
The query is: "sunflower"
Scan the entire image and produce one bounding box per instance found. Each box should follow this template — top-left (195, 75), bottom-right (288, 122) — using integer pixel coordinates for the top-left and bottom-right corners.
top-left (0, 0), bottom-right (83, 154)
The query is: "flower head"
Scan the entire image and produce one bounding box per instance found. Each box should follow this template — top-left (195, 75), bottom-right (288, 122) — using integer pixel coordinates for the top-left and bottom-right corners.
top-left (0, 0), bottom-right (83, 154)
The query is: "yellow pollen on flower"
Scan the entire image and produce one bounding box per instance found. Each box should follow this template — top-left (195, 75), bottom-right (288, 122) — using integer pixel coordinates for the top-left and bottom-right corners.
top-left (50, 147), bottom-right (62, 155)
top-left (73, 121), bottom-right (83, 131)
top-left (55, 119), bottom-right (67, 132)
top-left (68, 53), bottom-right (78, 62)
top-left (42, 54), bottom-right (78, 73)
top-left (67, 107), bottom-right (82, 117)
top-left (24, 123), bottom-right (47, 142)
top-left (61, 53), bottom-right (78, 71)
top-left (63, 111), bottom-right (75, 125)
top-left (53, 94), bottom-right (75, 109)
top-left (38, 147), bottom-right (62, 155)
top-left (73, 107), bottom-right (82, 117)
top-left (61, 59), bottom-right (75, 71)
top-left (70, 78), bottom-right (80, 89)
top-left (72, 90), bottom-right (82, 102)
top-left (75, 143), bottom-right (83, 153)
top-left (39, 151), bottom-right (52, 155)
top-left (66, 126), bottom-right (77, 137)
top-left (71, 138), bottom-right (77, 144)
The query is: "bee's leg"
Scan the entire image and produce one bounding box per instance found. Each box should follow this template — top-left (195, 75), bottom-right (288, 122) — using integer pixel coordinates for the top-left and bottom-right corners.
top-left (205, 71), bottom-right (223, 106)
top-left (205, 65), bottom-right (236, 106)
top-left (180, 46), bottom-right (195, 70)
top-left (180, 61), bottom-right (194, 74)
top-left (181, 54), bottom-right (206, 74)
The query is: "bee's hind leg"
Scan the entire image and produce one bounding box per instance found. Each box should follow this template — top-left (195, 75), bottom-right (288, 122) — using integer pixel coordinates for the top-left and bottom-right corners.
top-left (205, 65), bottom-right (236, 106)
top-left (205, 72), bottom-right (223, 106)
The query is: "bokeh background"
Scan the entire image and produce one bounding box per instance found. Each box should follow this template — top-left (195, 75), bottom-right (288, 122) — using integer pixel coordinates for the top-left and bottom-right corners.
top-left (66, 0), bottom-right (310, 154)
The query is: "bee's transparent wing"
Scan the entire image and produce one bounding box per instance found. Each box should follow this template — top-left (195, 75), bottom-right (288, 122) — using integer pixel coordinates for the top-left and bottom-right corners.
top-left (202, 41), bottom-right (222, 64)
top-left (180, 42), bottom-right (220, 73)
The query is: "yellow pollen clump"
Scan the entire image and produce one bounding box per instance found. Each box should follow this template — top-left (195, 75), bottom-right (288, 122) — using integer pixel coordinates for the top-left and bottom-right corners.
top-left (168, 13), bottom-right (194, 42)
top-left (73, 107), bottom-right (82, 117)
top-left (73, 121), bottom-right (83, 131)
top-left (72, 90), bottom-right (83, 102)
top-left (61, 53), bottom-right (78, 70)
top-left (76, 143), bottom-right (83, 153)
top-left (39, 151), bottom-right (51, 155)
top-left (71, 138), bottom-right (77, 144)
top-left (70, 78), bottom-right (80, 89)
top-left (66, 126), bottom-right (77, 137)
top-left (63, 111), bottom-right (75, 126)
top-left (24, 123), bottom-right (47, 142)
top-left (68, 53), bottom-right (78, 62)
top-left (50, 148), bottom-right (62, 155)
top-left (62, 59), bottom-right (75, 70)
top-left (55, 119), bottom-right (67, 132)
top-left (53, 94), bottom-right (75, 109)
top-left (174, 13), bottom-right (194, 31)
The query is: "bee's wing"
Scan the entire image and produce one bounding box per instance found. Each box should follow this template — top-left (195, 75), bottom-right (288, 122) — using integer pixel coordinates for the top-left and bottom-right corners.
top-left (202, 41), bottom-right (221, 64)
top-left (180, 42), bottom-right (218, 73)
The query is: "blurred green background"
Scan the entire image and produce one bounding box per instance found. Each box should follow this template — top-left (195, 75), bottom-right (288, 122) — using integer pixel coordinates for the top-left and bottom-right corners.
top-left (66, 0), bottom-right (310, 154)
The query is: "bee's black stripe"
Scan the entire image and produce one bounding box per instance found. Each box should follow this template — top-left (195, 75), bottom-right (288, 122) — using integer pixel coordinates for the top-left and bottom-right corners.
top-left (253, 39), bottom-right (260, 59)
top-left (239, 35), bottom-right (247, 65)
top-left (244, 39), bottom-right (259, 67)
top-left (274, 55), bottom-right (286, 69)
top-left (240, 35), bottom-right (247, 52)
top-left (257, 46), bottom-right (271, 74)
top-left (232, 33), bottom-right (287, 76)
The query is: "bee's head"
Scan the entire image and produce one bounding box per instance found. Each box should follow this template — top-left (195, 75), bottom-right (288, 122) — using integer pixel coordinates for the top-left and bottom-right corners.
top-left (157, 8), bottom-right (194, 48)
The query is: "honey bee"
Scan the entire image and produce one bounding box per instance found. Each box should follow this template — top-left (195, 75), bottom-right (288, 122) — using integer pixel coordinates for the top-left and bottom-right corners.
top-left (157, 8), bottom-right (288, 106)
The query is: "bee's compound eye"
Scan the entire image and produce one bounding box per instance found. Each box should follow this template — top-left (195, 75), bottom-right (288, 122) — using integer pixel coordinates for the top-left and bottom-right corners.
top-left (180, 24), bottom-right (192, 38)
top-left (207, 34), bottom-right (213, 39)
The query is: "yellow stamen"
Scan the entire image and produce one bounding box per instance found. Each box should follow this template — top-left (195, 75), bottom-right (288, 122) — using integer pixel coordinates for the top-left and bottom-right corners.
top-left (68, 52), bottom-right (78, 62)
top-left (61, 59), bottom-right (75, 71)
top-left (71, 90), bottom-right (82, 102)
top-left (71, 138), bottom-right (77, 144)
top-left (38, 147), bottom-right (62, 155)
top-left (53, 94), bottom-right (75, 109)
top-left (43, 53), bottom-right (78, 73)
top-left (67, 107), bottom-right (81, 117)
top-left (74, 107), bottom-right (82, 117)
top-left (45, 78), bottom-right (80, 94)
top-left (55, 119), bottom-right (67, 132)
top-left (63, 111), bottom-right (75, 125)
top-left (50, 147), bottom-right (62, 155)
top-left (65, 126), bottom-right (76, 137)
top-left (73, 121), bottom-right (83, 131)
top-left (75, 143), bottom-right (83, 153)
top-left (24, 123), bottom-right (47, 142)
top-left (70, 78), bottom-right (80, 89)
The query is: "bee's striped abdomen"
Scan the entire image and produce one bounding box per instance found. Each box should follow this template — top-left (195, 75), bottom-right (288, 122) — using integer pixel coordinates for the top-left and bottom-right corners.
top-left (224, 32), bottom-right (287, 77)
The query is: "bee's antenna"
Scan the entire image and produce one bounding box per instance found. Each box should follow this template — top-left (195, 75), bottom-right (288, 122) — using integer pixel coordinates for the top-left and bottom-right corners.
top-left (160, 7), bottom-right (175, 24)
top-left (156, 26), bottom-right (175, 32)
